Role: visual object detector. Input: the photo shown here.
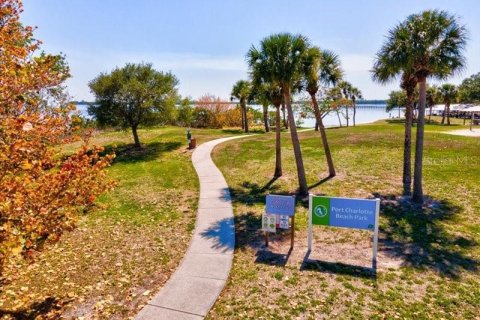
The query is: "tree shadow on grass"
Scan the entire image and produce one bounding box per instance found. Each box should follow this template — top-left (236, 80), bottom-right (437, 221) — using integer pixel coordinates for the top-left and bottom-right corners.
top-left (227, 175), bottom-right (478, 279)
top-left (102, 141), bottom-right (182, 164)
top-left (255, 247), bottom-right (293, 267)
top-left (308, 175), bottom-right (333, 191)
top-left (228, 177), bottom-right (283, 206)
top-left (375, 193), bottom-right (478, 278)
top-left (221, 128), bottom-right (266, 134)
top-left (0, 297), bottom-right (64, 320)
top-left (228, 174), bottom-right (332, 207)
top-left (300, 255), bottom-right (376, 279)
top-left (385, 119), bottom-right (408, 124)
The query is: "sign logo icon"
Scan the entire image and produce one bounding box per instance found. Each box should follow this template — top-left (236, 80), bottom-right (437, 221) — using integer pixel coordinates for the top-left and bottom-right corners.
top-left (314, 205), bottom-right (328, 218)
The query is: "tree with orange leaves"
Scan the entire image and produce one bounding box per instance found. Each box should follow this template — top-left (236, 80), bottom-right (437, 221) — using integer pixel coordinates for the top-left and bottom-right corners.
top-left (0, 0), bottom-right (114, 271)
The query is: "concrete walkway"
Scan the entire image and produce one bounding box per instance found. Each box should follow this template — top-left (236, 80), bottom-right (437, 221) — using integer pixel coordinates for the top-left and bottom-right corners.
top-left (136, 136), bottom-right (248, 320)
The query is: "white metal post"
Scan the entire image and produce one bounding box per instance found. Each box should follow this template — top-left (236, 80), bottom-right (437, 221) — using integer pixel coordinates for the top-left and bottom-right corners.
top-left (308, 193), bottom-right (313, 251)
top-left (372, 198), bottom-right (380, 270)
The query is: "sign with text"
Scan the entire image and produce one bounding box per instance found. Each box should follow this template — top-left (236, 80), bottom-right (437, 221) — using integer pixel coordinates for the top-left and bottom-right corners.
top-left (311, 196), bottom-right (376, 230)
top-left (308, 195), bottom-right (380, 269)
top-left (279, 215), bottom-right (290, 229)
top-left (266, 195), bottom-right (295, 216)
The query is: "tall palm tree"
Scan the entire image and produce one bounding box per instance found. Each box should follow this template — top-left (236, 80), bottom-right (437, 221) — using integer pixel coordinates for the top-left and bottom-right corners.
top-left (373, 63), bottom-right (418, 195)
top-left (248, 33), bottom-right (309, 195)
top-left (231, 80), bottom-right (251, 133)
top-left (427, 85), bottom-right (439, 123)
top-left (303, 46), bottom-right (343, 177)
top-left (373, 10), bottom-right (467, 203)
top-left (338, 81), bottom-right (352, 127)
top-left (338, 81), bottom-right (362, 127)
top-left (281, 101), bottom-right (288, 129)
top-left (350, 86), bottom-right (362, 126)
top-left (251, 82), bottom-right (272, 132)
top-left (439, 84), bottom-right (458, 125)
top-left (251, 81), bottom-right (284, 176)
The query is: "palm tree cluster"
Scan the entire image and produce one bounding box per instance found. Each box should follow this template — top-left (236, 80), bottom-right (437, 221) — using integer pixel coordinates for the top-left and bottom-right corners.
top-left (233, 33), bottom-right (360, 196)
top-left (373, 10), bottom-right (467, 203)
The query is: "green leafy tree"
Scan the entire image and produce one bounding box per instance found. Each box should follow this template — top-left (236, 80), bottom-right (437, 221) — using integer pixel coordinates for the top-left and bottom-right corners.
top-left (373, 10), bottom-right (467, 203)
top-left (89, 63), bottom-right (179, 148)
top-left (302, 47), bottom-right (343, 177)
top-left (231, 80), bottom-right (251, 133)
top-left (458, 73), bottom-right (480, 103)
top-left (386, 90), bottom-right (407, 112)
top-left (248, 33), bottom-right (309, 195)
top-left (439, 84), bottom-right (458, 125)
top-left (176, 97), bottom-right (194, 127)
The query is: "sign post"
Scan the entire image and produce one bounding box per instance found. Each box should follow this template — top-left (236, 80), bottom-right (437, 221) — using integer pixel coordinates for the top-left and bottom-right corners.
top-left (262, 194), bottom-right (296, 249)
top-left (308, 195), bottom-right (380, 269)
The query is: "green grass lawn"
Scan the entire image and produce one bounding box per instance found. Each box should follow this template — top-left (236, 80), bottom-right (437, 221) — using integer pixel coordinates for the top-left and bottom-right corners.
top-left (0, 126), bottom-right (243, 319)
top-left (209, 118), bottom-right (480, 319)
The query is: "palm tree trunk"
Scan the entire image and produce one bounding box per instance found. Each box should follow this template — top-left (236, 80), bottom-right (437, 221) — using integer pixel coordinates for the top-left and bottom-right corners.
top-left (132, 124), bottom-right (141, 148)
top-left (403, 99), bottom-right (413, 195)
top-left (311, 93), bottom-right (336, 177)
top-left (428, 104), bottom-right (433, 123)
top-left (353, 103), bottom-right (357, 126)
top-left (345, 106), bottom-right (349, 127)
top-left (242, 100), bottom-right (249, 133)
top-left (315, 120), bottom-right (319, 131)
top-left (336, 110), bottom-right (342, 127)
top-left (274, 105), bottom-right (282, 177)
top-left (241, 105), bottom-right (245, 130)
top-left (412, 77), bottom-right (426, 203)
top-left (284, 89), bottom-right (308, 195)
top-left (263, 105), bottom-right (269, 132)
top-left (446, 103), bottom-right (451, 125)
top-left (281, 102), bottom-right (288, 129)
top-left (441, 104), bottom-right (446, 124)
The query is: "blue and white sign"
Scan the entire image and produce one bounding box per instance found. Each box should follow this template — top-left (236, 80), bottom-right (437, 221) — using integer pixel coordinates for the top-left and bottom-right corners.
top-left (308, 195), bottom-right (381, 269)
top-left (266, 194), bottom-right (295, 216)
top-left (311, 196), bottom-right (377, 230)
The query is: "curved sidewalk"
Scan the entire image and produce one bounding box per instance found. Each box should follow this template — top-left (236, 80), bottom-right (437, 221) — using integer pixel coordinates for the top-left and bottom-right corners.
top-left (136, 136), bottom-right (247, 320)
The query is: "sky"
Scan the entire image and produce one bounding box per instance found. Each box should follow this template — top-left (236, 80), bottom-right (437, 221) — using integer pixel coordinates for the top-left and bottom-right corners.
top-left (22, 0), bottom-right (480, 101)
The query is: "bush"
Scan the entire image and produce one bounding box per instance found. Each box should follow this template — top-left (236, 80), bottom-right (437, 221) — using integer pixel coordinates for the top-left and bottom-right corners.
top-left (0, 0), bottom-right (114, 271)
top-left (191, 94), bottom-right (242, 128)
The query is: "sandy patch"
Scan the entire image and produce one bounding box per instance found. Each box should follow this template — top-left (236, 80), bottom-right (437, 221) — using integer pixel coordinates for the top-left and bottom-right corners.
top-left (443, 128), bottom-right (480, 137)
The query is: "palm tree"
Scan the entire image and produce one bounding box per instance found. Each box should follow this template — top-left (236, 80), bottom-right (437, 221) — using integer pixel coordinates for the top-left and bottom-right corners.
top-left (350, 86), bottom-right (362, 126)
top-left (281, 101), bottom-right (288, 129)
top-left (339, 81), bottom-right (352, 127)
top-left (338, 81), bottom-right (361, 127)
top-left (252, 81), bottom-right (284, 176)
top-left (303, 46), bottom-right (343, 177)
top-left (439, 84), bottom-right (458, 125)
top-left (248, 33), bottom-right (309, 195)
top-left (427, 85), bottom-right (439, 123)
top-left (231, 80), bottom-right (251, 133)
top-left (373, 10), bottom-right (467, 203)
top-left (251, 82), bottom-right (273, 132)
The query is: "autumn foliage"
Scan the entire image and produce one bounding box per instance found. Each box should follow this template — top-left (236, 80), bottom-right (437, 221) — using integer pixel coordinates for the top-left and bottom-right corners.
top-left (193, 94), bottom-right (243, 128)
top-left (0, 0), bottom-right (113, 271)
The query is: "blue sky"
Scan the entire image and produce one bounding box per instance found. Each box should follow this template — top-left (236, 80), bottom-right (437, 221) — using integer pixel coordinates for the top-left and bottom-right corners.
top-left (22, 0), bottom-right (480, 101)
